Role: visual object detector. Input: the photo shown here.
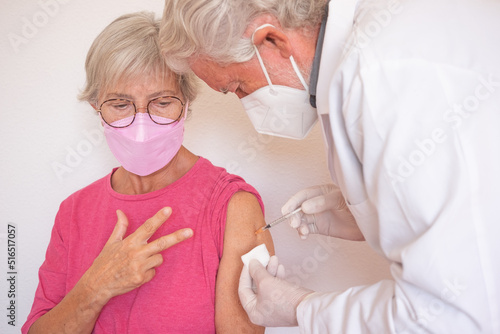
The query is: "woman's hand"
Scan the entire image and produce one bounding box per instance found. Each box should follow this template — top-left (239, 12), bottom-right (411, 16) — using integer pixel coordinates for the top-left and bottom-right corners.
top-left (28, 207), bottom-right (193, 334)
top-left (81, 207), bottom-right (193, 306)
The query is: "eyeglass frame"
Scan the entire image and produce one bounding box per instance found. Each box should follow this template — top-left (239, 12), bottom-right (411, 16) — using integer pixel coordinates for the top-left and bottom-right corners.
top-left (96, 95), bottom-right (185, 128)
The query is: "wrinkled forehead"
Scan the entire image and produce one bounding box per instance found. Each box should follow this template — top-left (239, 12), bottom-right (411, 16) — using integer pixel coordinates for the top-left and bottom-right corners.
top-left (188, 56), bottom-right (232, 88)
top-left (98, 66), bottom-right (180, 101)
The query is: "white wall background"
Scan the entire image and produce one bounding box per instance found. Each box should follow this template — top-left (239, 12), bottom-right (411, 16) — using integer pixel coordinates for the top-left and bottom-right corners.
top-left (0, 0), bottom-right (391, 332)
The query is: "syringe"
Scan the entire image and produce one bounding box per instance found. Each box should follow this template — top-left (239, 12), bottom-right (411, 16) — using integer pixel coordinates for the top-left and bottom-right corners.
top-left (255, 207), bottom-right (302, 234)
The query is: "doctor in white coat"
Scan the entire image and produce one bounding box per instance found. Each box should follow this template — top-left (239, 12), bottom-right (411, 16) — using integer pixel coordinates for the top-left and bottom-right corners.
top-left (160, 0), bottom-right (500, 332)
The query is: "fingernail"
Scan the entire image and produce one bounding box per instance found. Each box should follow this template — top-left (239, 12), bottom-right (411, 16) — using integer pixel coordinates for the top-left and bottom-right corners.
top-left (183, 229), bottom-right (193, 238)
top-left (162, 207), bottom-right (172, 215)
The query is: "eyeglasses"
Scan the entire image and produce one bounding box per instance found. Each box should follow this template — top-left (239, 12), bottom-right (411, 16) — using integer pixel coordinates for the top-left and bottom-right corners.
top-left (97, 96), bottom-right (185, 128)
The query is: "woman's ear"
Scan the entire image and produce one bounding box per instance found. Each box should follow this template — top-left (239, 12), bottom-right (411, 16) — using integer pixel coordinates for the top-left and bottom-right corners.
top-left (252, 25), bottom-right (292, 59)
top-left (90, 102), bottom-right (105, 126)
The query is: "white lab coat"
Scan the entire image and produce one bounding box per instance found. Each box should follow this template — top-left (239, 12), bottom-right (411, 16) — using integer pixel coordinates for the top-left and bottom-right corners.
top-left (297, 0), bottom-right (500, 333)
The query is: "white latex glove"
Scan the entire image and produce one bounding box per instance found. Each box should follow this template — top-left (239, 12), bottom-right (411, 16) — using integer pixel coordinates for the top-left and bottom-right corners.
top-left (281, 184), bottom-right (364, 240)
top-left (238, 256), bottom-right (313, 327)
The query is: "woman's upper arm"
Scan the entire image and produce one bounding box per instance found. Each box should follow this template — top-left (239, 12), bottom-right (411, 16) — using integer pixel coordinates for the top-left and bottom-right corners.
top-left (215, 191), bottom-right (274, 333)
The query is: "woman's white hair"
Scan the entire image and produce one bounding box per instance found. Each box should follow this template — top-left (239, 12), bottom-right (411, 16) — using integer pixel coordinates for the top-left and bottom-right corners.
top-left (160, 0), bottom-right (326, 73)
top-left (79, 11), bottom-right (198, 105)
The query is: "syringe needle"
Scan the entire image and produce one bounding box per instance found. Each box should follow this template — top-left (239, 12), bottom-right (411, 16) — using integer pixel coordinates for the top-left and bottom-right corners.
top-left (254, 207), bottom-right (302, 234)
top-left (255, 226), bottom-right (267, 235)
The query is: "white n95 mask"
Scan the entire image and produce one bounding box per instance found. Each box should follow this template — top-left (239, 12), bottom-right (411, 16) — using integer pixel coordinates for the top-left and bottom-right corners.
top-left (240, 24), bottom-right (318, 140)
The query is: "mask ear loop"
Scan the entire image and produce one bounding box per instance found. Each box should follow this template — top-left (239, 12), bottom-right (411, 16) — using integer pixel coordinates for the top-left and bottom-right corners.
top-left (251, 24), bottom-right (277, 94)
top-left (251, 24), bottom-right (309, 94)
top-left (289, 55), bottom-right (309, 93)
top-left (182, 101), bottom-right (189, 120)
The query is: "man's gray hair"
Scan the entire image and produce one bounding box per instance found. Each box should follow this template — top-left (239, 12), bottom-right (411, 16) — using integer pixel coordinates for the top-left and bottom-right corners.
top-left (79, 11), bottom-right (198, 105)
top-left (160, 0), bottom-right (326, 73)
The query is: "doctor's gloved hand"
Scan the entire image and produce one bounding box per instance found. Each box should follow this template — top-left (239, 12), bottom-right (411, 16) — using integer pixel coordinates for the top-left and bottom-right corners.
top-left (238, 256), bottom-right (313, 327)
top-left (282, 184), bottom-right (364, 241)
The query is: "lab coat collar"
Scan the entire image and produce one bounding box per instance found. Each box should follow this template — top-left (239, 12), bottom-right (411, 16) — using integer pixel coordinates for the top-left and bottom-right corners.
top-left (317, 0), bottom-right (359, 115)
top-left (309, 0), bottom-right (330, 108)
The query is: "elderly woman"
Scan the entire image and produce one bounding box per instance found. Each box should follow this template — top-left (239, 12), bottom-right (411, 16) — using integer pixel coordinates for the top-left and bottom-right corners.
top-left (22, 12), bottom-right (273, 334)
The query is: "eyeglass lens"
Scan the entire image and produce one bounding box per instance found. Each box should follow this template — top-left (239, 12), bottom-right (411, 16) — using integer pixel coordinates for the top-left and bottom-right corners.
top-left (99, 96), bottom-right (183, 127)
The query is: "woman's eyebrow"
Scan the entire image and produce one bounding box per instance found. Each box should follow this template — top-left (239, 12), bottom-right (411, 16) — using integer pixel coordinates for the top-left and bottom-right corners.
top-left (104, 93), bottom-right (133, 100)
top-left (103, 90), bottom-right (179, 101)
top-left (147, 90), bottom-right (178, 99)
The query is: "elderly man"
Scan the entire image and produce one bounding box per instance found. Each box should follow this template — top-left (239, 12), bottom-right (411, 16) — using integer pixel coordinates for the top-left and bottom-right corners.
top-left (160, 0), bottom-right (500, 333)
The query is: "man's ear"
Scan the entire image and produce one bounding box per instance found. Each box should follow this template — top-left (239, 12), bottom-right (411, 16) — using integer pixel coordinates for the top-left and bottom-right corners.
top-left (252, 25), bottom-right (292, 59)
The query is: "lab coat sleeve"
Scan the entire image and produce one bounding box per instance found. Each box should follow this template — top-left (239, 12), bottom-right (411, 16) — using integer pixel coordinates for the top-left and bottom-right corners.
top-left (304, 0), bottom-right (500, 332)
top-left (297, 281), bottom-right (398, 334)
top-left (303, 63), bottom-right (498, 333)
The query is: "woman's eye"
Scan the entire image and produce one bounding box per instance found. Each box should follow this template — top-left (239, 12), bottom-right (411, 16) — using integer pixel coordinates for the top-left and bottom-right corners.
top-left (113, 104), bottom-right (129, 109)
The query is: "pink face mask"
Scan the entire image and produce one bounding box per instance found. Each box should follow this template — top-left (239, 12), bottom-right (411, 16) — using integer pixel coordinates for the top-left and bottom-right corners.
top-left (103, 111), bottom-right (186, 176)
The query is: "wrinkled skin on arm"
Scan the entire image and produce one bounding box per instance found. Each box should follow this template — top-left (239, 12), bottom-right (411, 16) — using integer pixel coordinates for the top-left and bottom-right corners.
top-left (215, 191), bottom-right (274, 333)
